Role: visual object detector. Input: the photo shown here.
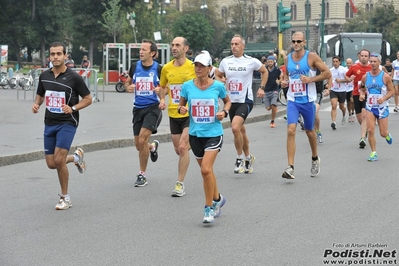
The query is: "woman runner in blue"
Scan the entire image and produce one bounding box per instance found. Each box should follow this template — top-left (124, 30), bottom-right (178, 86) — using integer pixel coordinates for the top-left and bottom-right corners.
top-left (178, 52), bottom-right (231, 224)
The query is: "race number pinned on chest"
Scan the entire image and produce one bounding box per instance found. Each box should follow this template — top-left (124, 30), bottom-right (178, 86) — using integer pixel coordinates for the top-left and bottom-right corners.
top-left (45, 91), bottom-right (66, 113)
top-left (170, 84), bottom-right (182, 104)
top-left (228, 79), bottom-right (243, 95)
top-left (290, 78), bottom-right (306, 97)
top-left (190, 99), bottom-right (215, 123)
top-left (368, 93), bottom-right (382, 108)
top-left (136, 77), bottom-right (154, 96)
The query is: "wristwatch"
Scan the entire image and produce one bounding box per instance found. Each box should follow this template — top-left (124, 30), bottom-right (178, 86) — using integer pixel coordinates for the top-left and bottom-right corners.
top-left (259, 85), bottom-right (265, 90)
top-left (71, 106), bottom-right (77, 112)
top-left (222, 109), bottom-right (229, 118)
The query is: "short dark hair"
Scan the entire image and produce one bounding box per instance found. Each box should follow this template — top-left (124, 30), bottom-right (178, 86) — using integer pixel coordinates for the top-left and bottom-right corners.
top-left (359, 49), bottom-right (370, 56)
top-left (50, 42), bottom-right (66, 54)
top-left (332, 56), bottom-right (341, 62)
top-left (142, 39), bottom-right (158, 56)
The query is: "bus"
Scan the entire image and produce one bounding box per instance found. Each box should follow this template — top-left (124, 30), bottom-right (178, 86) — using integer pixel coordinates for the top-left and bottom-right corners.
top-left (319, 32), bottom-right (391, 67)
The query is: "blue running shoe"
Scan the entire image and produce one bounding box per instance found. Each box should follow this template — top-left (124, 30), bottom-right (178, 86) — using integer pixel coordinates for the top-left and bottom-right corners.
top-left (317, 132), bottom-right (323, 143)
top-left (368, 152), bottom-right (378, 162)
top-left (203, 206), bottom-right (215, 224)
top-left (386, 133), bottom-right (393, 145)
top-left (212, 195), bottom-right (226, 218)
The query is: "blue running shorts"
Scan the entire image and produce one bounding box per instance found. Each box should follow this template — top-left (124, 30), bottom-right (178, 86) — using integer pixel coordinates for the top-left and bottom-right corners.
top-left (43, 124), bottom-right (77, 154)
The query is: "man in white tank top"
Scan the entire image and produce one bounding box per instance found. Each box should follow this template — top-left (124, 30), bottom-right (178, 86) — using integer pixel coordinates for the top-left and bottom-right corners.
top-left (216, 34), bottom-right (268, 174)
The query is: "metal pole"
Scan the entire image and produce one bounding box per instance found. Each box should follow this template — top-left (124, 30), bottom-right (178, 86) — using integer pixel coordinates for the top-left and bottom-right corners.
top-left (242, 0), bottom-right (246, 40)
top-left (133, 26), bottom-right (138, 43)
top-left (320, 0), bottom-right (325, 61)
top-left (306, 0), bottom-right (309, 49)
top-left (155, 0), bottom-right (158, 32)
top-left (369, 0), bottom-right (372, 32)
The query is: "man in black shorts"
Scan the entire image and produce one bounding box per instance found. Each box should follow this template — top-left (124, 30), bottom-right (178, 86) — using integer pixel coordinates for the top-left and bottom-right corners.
top-left (326, 56), bottom-right (347, 130)
top-left (125, 39), bottom-right (163, 187)
top-left (32, 42), bottom-right (92, 210)
top-left (159, 37), bottom-right (196, 197)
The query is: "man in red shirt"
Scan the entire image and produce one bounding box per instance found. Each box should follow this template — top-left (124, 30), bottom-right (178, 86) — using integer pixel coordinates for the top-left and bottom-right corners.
top-left (344, 49), bottom-right (371, 148)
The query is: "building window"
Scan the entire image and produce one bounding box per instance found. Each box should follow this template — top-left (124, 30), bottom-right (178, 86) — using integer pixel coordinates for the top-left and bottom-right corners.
top-left (305, 2), bottom-right (311, 19)
top-left (262, 4), bottom-right (269, 22)
top-left (345, 2), bottom-right (354, 18)
top-left (326, 2), bottom-right (329, 18)
top-left (290, 3), bottom-right (297, 21)
top-left (249, 5), bottom-right (255, 23)
top-left (365, 3), bottom-right (373, 12)
top-left (221, 6), bottom-right (228, 24)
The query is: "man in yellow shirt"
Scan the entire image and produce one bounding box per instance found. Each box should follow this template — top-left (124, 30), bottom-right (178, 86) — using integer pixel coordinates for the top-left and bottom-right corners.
top-left (159, 37), bottom-right (196, 197)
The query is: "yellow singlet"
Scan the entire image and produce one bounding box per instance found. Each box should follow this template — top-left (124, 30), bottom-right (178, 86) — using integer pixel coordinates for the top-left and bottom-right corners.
top-left (160, 58), bottom-right (196, 118)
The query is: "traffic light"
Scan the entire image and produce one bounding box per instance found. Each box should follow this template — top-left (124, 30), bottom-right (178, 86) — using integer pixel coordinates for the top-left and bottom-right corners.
top-left (278, 2), bottom-right (292, 33)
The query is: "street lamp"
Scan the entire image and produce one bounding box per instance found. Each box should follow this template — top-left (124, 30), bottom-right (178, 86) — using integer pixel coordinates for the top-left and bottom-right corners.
top-left (144, 0), bottom-right (170, 35)
top-left (127, 12), bottom-right (138, 43)
top-left (200, 0), bottom-right (208, 17)
top-left (200, 0), bottom-right (208, 10)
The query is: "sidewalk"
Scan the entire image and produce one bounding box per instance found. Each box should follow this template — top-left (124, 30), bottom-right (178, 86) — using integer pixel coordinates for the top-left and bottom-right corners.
top-left (0, 86), bottom-right (285, 166)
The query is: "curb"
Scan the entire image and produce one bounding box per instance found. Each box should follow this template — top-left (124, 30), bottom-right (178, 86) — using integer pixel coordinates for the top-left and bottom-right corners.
top-left (0, 110), bottom-right (279, 167)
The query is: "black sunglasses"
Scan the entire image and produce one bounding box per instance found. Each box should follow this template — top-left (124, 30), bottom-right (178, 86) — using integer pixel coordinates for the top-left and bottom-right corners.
top-left (291, 40), bottom-right (303, 44)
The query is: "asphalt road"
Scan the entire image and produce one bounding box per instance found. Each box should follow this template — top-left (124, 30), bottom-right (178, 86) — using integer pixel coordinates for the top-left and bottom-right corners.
top-left (1, 104), bottom-right (398, 266)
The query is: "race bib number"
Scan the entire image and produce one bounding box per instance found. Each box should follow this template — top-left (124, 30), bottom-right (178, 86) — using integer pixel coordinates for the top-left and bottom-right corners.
top-left (170, 84), bottom-right (182, 104)
top-left (394, 69), bottom-right (399, 79)
top-left (333, 81), bottom-right (340, 89)
top-left (45, 91), bottom-right (65, 113)
top-left (228, 79), bottom-right (243, 96)
top-left (136, 77), bottom-right (154, 96)
top-left (346, 81), bottom-right (354, 90)
top-left (357, 81), bottom-right (362, 92)
top-left (290, 79), bottom-right (306, 97)
top-left (190, 99), bottom-right (215, 123)
top-left (368, 93), bottom-right (382, 108)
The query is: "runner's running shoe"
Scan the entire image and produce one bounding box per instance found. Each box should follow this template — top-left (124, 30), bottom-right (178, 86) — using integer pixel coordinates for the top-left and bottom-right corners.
top-left (368, 152), bottom-right (378, 162)
top-left (55, 194), bottom-right (72, 210)
top-left (74, 148), bottom-right (86, 173)
top-left (282, 166), bottom-right (295, 179)
top-left (386, 133), bottom-right (393, 145)
top-left (244, 155), bottom-right (255, 174)
top-left (212, 195), bottom-right (226, 218)
top-left (203, 206), bottom-right (215, 224)
top-left (134, 174), bottom-right (147, 187)
top-left (317, 132), bottom-right (323, 143)
top-left (311, 157), bottom-right (321, 177)
top-left (359, 138), bottom-right (366, 149)
top-left (234, 158), bottom-right (244, 174)
top-left (171, 181), bottom-right (185, 197)
top-left (150, 140), bottom-right (159, 162)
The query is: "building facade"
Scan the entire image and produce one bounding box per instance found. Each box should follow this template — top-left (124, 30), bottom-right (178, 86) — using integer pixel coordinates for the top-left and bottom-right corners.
top-left (212, 0), bottom-right (398, 53)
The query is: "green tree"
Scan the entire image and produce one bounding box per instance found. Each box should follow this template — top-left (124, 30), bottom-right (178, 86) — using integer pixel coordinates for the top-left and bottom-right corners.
top-left (343, 2), bottom-right (399, 58)
top-left (99, 0), bottom-right (124, 43)
top-left (177, 0), bottom-right (230, 57)
top-left (171, 13), bottom-right (214, 53)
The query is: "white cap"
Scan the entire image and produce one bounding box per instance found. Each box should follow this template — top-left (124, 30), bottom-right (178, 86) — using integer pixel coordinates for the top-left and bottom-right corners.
top-left (194, 52), bottom-right (212, 66)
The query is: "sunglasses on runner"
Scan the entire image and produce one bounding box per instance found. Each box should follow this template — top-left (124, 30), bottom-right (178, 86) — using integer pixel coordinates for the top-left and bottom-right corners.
top-left (291, 40), bottom-right (304, 44)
